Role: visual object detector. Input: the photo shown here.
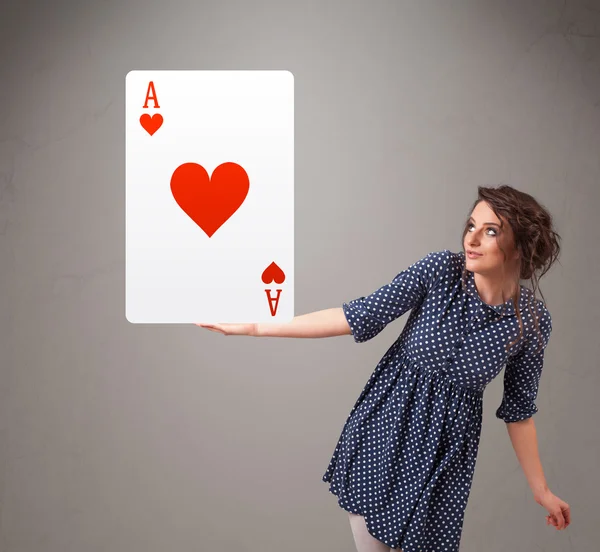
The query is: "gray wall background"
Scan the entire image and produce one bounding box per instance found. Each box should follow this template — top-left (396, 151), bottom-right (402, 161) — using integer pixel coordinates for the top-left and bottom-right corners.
top-left (1, 0), bottom-right (599, 550)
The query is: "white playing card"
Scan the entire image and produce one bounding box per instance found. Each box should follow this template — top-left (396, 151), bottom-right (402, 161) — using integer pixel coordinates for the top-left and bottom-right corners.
top-left (125, 70), bottom-right (294, 323)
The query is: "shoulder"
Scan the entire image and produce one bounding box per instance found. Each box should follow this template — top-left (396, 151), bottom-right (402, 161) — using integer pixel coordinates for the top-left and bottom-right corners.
top-left (445, 249), bottom-right (467, 271)
top-left (408, 249), bottom-right (456, 290)
top-left (420, 249), bottom-right (454, 267)
top-left (424, 249), bottom-right (465, 283)
top-left (534, 299), bottom-right (552, 336)
top-left (521, 289), bottom-right (552, 329)
top-left (520, 292), bottom-right (553, 351)
top-left (410, 249), bottom-right (454, 275)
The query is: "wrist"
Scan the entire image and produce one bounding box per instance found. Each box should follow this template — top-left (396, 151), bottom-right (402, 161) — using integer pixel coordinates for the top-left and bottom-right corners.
top-left (532, 482), bottom-right (550, 501)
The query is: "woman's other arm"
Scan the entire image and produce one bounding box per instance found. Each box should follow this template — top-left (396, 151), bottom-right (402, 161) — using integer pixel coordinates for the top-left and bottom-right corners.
top-left (197, 307), bottom-right (351, 338)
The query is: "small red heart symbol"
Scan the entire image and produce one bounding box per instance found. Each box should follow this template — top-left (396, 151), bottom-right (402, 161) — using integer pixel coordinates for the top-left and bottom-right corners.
top-left (140, 113), bottom-right (163, 136)
top-left (262, 262), bottom-right (286, 285)
top-left (170, 162), bottom-right (249, 237)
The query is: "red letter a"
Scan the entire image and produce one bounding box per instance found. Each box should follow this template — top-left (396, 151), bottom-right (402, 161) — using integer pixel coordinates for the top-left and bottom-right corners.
top-left (143, 81), bottom-right (160, 109)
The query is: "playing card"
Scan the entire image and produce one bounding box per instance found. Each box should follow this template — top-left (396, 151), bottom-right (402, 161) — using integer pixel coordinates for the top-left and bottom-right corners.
top-left (126, 70), bottom-right (294, 323)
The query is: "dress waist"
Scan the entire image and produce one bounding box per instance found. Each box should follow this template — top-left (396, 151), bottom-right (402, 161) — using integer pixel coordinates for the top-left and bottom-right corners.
top-left (393, 345), bottom-right (485, 400)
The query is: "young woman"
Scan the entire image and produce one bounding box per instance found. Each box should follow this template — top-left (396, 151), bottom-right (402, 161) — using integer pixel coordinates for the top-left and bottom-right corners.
top-left (198, 185), bottom-right (571, 552)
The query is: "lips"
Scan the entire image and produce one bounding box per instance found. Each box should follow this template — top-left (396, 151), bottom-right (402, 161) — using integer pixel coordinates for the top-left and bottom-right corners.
top-left (467, 250), bottom-right (482, 257)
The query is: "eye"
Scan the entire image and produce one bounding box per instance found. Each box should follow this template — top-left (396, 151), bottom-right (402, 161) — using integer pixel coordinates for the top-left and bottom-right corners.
top-left (467, 223), bottom-right (497, 236)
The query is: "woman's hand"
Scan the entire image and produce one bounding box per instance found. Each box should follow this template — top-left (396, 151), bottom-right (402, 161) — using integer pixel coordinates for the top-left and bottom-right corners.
top-left (535, 489), bottom-right (571, 530)
top-left (195, 323), bottom-right (258, 336)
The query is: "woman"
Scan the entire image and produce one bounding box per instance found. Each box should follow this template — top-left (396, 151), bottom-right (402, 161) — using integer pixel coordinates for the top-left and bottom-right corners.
top-left (198, 185), bottom-right (571, 552)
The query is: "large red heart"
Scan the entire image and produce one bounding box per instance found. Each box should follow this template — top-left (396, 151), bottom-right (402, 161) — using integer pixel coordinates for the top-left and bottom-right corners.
top-left (140, 113), bottom-right (163, 136)
top-left (170, 162), bottom-right (250, 237)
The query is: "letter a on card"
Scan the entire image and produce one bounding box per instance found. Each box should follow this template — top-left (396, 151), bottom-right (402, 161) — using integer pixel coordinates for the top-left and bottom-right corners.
top-left (125, 70), bottom-right (294, 323)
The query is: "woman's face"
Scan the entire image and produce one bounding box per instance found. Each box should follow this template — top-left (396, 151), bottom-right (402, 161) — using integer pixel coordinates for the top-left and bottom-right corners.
top-left (463, 201), bottom-right (519, 276)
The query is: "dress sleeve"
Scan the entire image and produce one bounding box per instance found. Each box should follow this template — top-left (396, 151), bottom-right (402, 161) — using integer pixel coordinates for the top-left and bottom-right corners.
top-left (343, 249), bottom-right (452, 343)
top-left (495, 304), bottom-right (553, 423)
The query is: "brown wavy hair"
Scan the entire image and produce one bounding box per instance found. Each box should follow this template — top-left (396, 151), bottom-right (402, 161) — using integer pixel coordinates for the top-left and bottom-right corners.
top-left (460, 185), bottom-right (561, 355)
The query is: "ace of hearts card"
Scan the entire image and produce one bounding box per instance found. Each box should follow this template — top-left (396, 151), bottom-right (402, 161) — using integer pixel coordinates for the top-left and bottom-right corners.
top-left (125, 70), bottom-right (294, 323)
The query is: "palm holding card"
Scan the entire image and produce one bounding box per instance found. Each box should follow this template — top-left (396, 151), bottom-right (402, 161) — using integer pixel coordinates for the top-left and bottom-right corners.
top-left (126, 70), bottom-right (294, 324)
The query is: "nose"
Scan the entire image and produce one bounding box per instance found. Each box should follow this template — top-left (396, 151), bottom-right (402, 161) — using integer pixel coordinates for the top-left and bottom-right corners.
top-left (467, 228), bottom-right (482, 245)
top-left (466, 235), bottom-right (480, 248)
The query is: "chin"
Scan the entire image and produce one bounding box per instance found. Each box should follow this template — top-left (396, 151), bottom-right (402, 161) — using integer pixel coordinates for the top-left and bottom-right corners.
top-left (465, 257), bottom-right (484, 271)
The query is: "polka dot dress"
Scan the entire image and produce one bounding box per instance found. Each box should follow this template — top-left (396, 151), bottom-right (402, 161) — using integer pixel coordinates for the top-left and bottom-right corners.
top-left (322, 249), bottom-right (552, 552)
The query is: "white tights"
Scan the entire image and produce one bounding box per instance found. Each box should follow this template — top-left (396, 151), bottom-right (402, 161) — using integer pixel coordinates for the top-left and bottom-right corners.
top-left (348, 512), bottom-right (399, 552)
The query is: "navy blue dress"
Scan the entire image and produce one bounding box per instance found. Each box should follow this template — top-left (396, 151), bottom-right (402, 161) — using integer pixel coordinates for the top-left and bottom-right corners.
top-left (322, 249), bottom-right (552, 552)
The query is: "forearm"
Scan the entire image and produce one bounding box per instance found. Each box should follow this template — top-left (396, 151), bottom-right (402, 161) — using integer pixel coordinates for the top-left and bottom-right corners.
top-left (505, 417), bottom-right (549, 499)
top-left (256, 307), bottom-right (351, 338)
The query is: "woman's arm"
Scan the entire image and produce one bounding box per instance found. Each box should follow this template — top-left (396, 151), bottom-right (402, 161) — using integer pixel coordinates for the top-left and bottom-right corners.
top-left (505, 417), bottom-right (571, 530)
top-left (256, 307), bottom-right (351, 338)
top-left (197, 307), bottom-right (352, 338)
top-left (505, 417), bottom-right (548, 498)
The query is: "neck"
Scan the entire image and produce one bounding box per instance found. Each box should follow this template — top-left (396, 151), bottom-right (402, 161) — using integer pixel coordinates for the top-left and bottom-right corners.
top-left (473, 271), bottom-right (520, 307)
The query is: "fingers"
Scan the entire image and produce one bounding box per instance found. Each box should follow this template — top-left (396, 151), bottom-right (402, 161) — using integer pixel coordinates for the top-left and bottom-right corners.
top-left (552, 510), bottom-right (566, 530)
top-left (562, 504), bottom-right (571, 527)
top-left (546, 511), bottom-right (570, 530)
top-left (195, 323), bottom-right (226, 334)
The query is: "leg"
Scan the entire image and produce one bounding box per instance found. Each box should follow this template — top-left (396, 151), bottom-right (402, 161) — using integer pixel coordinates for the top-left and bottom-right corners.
top-left (348, 512), bottom-right (395, 552)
